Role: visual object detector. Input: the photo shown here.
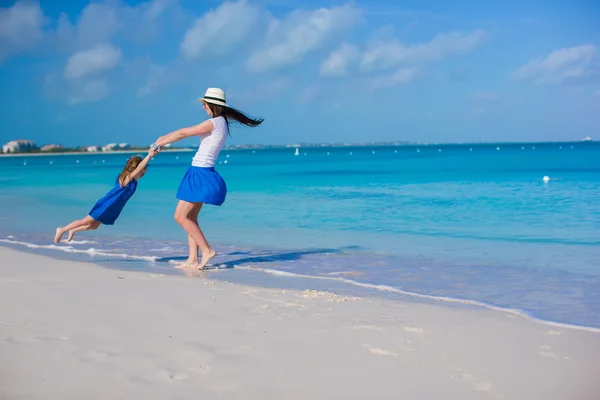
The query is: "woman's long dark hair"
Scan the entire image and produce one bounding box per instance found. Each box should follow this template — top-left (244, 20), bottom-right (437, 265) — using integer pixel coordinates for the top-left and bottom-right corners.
top-left (205, 102), bottom-right (264, 128)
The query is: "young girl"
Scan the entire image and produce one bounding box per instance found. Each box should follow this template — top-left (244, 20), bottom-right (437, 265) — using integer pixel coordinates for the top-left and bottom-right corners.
top-left (53, 149), bottom-right (157, 244)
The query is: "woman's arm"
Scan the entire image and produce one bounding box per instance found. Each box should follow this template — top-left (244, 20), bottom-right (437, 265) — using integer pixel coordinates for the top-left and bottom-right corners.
top-left (154, 120), bottom-right (214, 148)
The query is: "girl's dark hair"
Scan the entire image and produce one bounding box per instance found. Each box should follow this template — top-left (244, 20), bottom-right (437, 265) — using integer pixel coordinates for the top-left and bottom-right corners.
top-left (205, 102), bottom-right (264, 128)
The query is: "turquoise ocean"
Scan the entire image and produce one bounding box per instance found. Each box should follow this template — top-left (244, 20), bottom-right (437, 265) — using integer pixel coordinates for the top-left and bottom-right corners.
top-left (1, 142), bottom-right (599, 330)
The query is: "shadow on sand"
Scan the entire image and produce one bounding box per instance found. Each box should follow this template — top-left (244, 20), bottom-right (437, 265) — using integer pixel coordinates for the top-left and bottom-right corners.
top-left (154, 246), bottom-right (360, 270)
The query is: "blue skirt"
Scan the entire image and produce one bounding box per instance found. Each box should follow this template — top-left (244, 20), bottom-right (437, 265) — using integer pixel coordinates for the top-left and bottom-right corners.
top-left (176, 166), bottom-right (227, 206)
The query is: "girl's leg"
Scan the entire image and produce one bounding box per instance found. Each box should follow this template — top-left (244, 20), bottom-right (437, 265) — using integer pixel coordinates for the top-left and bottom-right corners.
top-left (176, 203), bottom-right (203, 268)
top-left (54, 216), bottom-right (96, 244)
top-left (67, 221), bottom-right (101, 242)
top-left (174, 200), bottom-right (216, 269)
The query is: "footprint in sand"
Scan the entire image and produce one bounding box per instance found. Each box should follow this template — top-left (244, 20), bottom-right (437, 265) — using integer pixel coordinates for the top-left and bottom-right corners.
top-left (362, 344), bottom-right (397, 357)
top-left (537, 345), bottom-right (558, 359)
top-left (545, 330), bottom-right (562, 335)
top-left (451, 367), bottom-right (500, 397)
top-left (81, 349), bottom-right (122, 363)
top-left (397, 338), bottom-right (414, 352)
top-left (168, 372), bottom-right (189, 381)
top-left (4, 335), bottom-right (41, 344)
top-left (127, 369), bottom-right (193, 385)
top-left (353, 325), bottom-right (384, 332)
top-left (401, 325), bottom-right (426, 334)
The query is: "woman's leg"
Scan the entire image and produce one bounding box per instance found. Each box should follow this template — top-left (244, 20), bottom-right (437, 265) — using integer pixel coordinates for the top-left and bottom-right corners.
top-left (67, 220), bottom-right (101, 242)
top-left (175, 203), bottom-right (202, 268)
top-left (54, 215), bottom-right (96, 244)
top-left (174, 200), bottom-right (216, 269)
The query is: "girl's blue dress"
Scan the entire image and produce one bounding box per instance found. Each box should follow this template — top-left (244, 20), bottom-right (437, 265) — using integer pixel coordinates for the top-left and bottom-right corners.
top-left (89, 175), bottom-right (138, 225)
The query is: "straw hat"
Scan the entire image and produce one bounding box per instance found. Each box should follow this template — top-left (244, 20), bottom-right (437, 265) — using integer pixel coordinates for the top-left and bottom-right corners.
top-left (199, 87), bottom-right (228, 107)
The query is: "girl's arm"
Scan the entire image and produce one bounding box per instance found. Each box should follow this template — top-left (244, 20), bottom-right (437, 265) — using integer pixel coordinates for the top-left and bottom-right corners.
top-left (154, 119), bottom-right (214, 148)
top-left (122, 150), bottom-right (155, 186)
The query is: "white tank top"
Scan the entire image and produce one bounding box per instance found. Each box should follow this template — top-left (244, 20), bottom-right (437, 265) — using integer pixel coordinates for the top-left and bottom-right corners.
top-left (191, 116), bottom-right (228, 167)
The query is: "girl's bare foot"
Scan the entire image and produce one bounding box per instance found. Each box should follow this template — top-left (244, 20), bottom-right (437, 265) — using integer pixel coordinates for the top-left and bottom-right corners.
top-left (54, 228), bottom-right (65, 244)
top-left (198, 248), bottom-right (217, 270)
top-left (66, 230), bottom-right (75, 242)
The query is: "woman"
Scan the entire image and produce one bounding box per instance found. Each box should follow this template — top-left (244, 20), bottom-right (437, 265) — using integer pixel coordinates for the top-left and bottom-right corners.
top-left (152, 88), bottom-right (263, 269)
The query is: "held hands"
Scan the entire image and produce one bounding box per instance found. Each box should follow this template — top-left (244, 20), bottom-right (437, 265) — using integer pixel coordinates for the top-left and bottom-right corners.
top-left (149, 143), bottom-right (162, 157)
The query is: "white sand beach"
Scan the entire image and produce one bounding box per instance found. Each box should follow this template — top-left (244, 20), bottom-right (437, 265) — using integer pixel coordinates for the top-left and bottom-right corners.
top-left (1, 247), bottom-right (599, 400)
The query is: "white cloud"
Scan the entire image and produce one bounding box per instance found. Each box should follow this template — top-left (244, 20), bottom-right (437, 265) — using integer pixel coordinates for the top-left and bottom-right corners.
top-left (296, 85), bottom-right (319, 103)
top-left (514, 45), bottom-right (599, 85)
top-left (180, 0), bottom-right (262, 60)
top-left (247, 3), bottom-right (362, 72)
top-left (361, 29), bottom-right (487, 72)
top-left (56, 0), bottom-right (175, 51)
top-left (64, 43), bottom-right (121, 80)
top-left (320, 43), bottom-right (359, 77)
top-left (67, 78), bottom-right (111, 104)
top-left (138, 64), bottom-right (169, 97)
top-left (140, 0), bottom-right (175, 20)
top-left (370, 67), bottom-right (420, 90)
top-left (0, 1), bottom-right (45, 63)
top-left (231, 77), bottom-right (293, 103)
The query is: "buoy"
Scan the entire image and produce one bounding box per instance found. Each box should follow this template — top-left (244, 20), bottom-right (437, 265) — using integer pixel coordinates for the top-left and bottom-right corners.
top-left (496, 147), bottom-right (500, 151)
top-left (543, 176), bottom-right (550, 183)
top-left (49, 161), bottom-right (53, 164)
top-left (469, 148), bottom-right (472, 151)
top-left (326, 152), bottom-right (330, 155)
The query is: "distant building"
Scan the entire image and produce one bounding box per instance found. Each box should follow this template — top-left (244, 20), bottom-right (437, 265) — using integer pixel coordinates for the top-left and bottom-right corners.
top-left (2, 139), bottom-right (38, 154)
top-left (582, 136), bottom-right (592, 141)
top-left (102, 143), bottom-right (130, 152)
top-left (86, 146), bottom-right (100, 152)
top-left (41, 144), bottom-right (63, 152)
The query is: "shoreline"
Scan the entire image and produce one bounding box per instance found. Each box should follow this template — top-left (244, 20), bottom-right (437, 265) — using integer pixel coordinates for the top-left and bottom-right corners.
top-left (1, 246), bottom-right (599, 399)
top-left (0, 148), bottom-right (196, 158)
top-left (1, 139), bottom-right (595, 157)
top-left (2, 238), bottom-right (600, 334)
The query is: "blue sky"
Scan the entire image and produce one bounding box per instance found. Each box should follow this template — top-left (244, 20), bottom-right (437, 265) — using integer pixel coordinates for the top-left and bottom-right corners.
top-left (0, 0), bottom-right (599, 147)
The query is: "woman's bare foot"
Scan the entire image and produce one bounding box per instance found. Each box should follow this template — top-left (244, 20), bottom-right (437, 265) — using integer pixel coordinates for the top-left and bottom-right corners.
top-left (66, 230), bottom-right (75, 242)
top-left (54, 228), bottom-right (65, 244)
top-left (175, 258), bottom-right (198, 269)
top-left (198, 248), bottom-right (217, 270)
